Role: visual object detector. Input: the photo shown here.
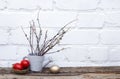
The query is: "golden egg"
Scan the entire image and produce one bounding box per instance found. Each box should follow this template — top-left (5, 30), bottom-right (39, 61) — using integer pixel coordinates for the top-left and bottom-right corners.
top-left (49, 65), bottom-right (60, 73)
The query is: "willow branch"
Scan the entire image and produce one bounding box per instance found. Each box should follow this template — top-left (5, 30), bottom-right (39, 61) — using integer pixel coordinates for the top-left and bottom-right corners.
top-left (21, 26), bottom-right (34, 54)
top-left (39, 30), bottom-right (48, 55)
top-left (37, 12), bottom-right (42, 43)
top-left (30, 21), bottom-right (40, 54)
top-left (46, 48), bottom-right (66, 54)
top-left (41, 20), bottom-right (75, 55)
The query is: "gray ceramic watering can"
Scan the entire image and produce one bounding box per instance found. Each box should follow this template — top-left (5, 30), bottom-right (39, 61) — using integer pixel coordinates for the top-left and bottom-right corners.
top-left (23, 55), bottom-right (52, 72)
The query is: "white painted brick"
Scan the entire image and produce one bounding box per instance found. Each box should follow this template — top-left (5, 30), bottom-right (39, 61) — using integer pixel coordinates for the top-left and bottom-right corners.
top-left (0, 60), bottom-right (20, 67)
top-left (105, 62), bottom-right (120, 66)
top-left (6, 0), bottom-right (53, 10)
top-left (108, 46), bottom-right (120, 61)
top-left (15, 46), bottom-right (29, 60)
top-left (77, 12), bottom-right (104, 28)
top-left (0, 29), bottom-right (9, 44)
top-left (48, 61), bottom-right (115, 67)
top-left (101, 30), bottom-right (120, 45)
top-left (99, 0), bottom-right (120, 10)
top-left (0, 0), bottom-right (120, 67)
top-left (55, 0), bottom-right (99, 10)
top-left (48, 61), bottom-right (95, 67)
top-left (61, 29), bottom-right (99, 45)
top-left (0, 11), bottom-right (76, 28)
top-left (37, 11), bottom-right (77, 28)
top-left (9, 28), bottom-right (28, 44)
top-left (104, 12), bottom-right (120, 27)
top-left (0, 46), bottom-right (18, 60)
top-left (0, 61), bottom-right (9, 67)
top-left (63, 47), bottom-right (88, 61)
top-left (0, 11), bottom-right (35, 27)
top-left (50, 47), bottom-right (88, 62)
top-left (0, 0), bottom-right (7, 9)
top-left (88, 47), bottom-right (108, 62)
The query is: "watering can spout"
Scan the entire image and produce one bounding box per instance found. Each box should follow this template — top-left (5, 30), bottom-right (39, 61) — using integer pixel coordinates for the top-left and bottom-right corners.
top-left (42, 59), bottom-right (52, 68)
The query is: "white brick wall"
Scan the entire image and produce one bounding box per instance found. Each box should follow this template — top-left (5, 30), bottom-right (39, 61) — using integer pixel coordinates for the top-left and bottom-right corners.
top-left (88, 47), bottom-right (108, 62)
top-left (0, 0), bottom-right (7, 9)
top-left (6, 0), bottom-right (53, 10)
top-left (61, 29), bottom-right (99, 44)
top-left (104, 12), bottom-right (120, 27)
top-left (0, 29), bottom-right (9, 44)
top-left (108, 46), bottom-right (120, 61)
top-left (77, 12), bottom-right (104, 28)
top-left (98, 0), bottom-right (120, 10)
top-left (101, 30), bottom-right (120, 44)
top-left (37, 11), bottom-right (77, 27)
top-left (55, 0), bottom-right (99, 10)
top-left (0, 11), bottom-right (36, 27)
top-left (0, 0), bottom-right (120, 67)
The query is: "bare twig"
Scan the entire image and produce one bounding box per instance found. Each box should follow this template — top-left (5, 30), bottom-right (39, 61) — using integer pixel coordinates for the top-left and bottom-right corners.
top-left (42, 20), bottom-right (76, 55)
top-left (22, 18), bottom-right (76, 56)
top-left (21, 26), bottom-right (34, 54)
top-left (46, 48), bottom-right (66, 54)
top-left (39, 30), bottom-right (48, 55)
top-left (37, 12), bottom-right (42, 44)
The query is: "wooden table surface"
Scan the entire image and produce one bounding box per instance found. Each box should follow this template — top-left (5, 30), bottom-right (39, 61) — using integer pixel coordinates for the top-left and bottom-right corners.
top-left (0, 73), bottom-right (120, 79)
top-left (1, 66), bottom-right (120, 79)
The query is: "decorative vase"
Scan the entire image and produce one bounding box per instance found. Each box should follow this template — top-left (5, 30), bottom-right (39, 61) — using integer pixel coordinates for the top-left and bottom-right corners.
top-left (28, 55), bottom-right (44, 72)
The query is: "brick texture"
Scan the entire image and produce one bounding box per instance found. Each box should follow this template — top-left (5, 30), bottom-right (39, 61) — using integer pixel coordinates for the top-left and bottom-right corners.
top-left (0, 11), bottom-right (35, 27)
top-left (99, 0), bottom-right (120, 10)
top-left (55, 0), bottom-right (99, 10)
top-left (101, 30), bottom-right (120, 45)
top-left (88, 47), bottom-right (108, 62)
top-left (77, 12), bottom-right (104, 28)
top-left (37, 11), bottom-right (77, 27)
top-left (0, 0), bottom-right (7, 9)
top-left (0, 0), bottom-right (120, 67)
top-left (6, 0), bottom-right (53, 10)
top-left (0, 29), bottom-right (9, 44)
top-left (61, 29), bottom-right (99, 45)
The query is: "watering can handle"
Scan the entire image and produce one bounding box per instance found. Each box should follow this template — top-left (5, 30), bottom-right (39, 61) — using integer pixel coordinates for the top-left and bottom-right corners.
top-left (42, 57), bottom-right (53, 68)
top-left (23, 56), bottom-right (28, 60)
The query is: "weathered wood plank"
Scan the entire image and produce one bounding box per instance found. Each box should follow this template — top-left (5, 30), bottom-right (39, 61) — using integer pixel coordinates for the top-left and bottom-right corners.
top-left (1, 66), bottom-right (120, 76)
top-left (1, 73), bottom-right (120, 79)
